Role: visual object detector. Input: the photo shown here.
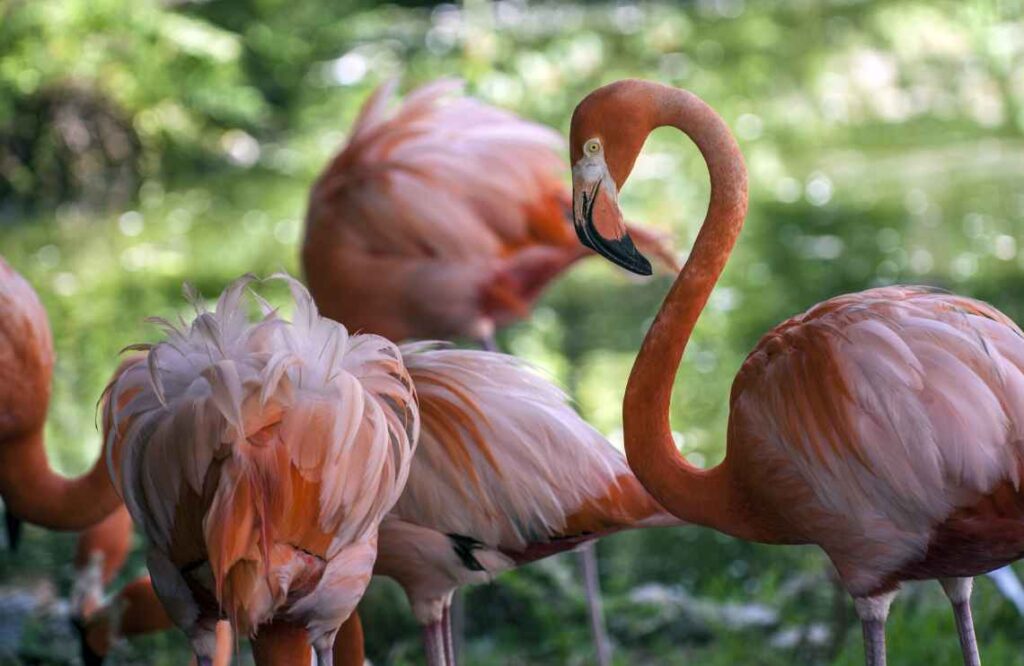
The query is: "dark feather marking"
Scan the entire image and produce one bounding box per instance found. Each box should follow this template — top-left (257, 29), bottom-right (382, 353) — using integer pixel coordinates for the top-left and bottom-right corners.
top-left (447, 533), bottom-right (486, 572)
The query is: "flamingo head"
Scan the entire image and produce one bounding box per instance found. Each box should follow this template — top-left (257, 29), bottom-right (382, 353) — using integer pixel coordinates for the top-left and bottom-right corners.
top-left (569, 80), bottom-right (656, 276)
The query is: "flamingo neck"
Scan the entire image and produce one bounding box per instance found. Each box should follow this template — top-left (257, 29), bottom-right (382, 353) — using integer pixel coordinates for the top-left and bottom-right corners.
top-left (0, 429), bottom-right (122, 530)
top-left (622, 86), bottom-right (765, 540)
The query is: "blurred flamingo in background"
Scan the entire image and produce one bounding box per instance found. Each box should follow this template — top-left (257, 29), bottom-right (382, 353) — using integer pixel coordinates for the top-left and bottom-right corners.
top-left (376, 344), bottom-right (680, 666)
top-left (103, 276), bottom-right (418, 665)
top-left (0, 257), bottom-right (122, 539)
top-left (570, 78), bottom-right (1024, 666)
top-left (302, 79), bottom-right (677, 350)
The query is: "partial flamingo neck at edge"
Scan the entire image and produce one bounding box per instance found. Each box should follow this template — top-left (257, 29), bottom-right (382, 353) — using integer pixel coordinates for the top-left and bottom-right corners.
top-left (0, 429), bottom-right (121, 531)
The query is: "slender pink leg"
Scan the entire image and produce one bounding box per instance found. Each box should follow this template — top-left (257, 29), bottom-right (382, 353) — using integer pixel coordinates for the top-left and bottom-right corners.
top-left (854, 590), bottom-right (897, 666)
top-left (441, 603), bottom-right (457, 665)
top-left (422, 620), bottom-right (446, 666)
top-left (578, 542), bottom-right (611, 666)
top-left (941, 578), bottom-right (981, 666)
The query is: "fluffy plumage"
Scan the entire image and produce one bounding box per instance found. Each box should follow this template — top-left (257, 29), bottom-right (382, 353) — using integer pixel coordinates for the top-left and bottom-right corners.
top-left (105, 275), bottom-right (418, 663)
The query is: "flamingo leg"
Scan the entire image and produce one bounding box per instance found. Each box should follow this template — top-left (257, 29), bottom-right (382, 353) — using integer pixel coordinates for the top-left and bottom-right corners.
top-left (441, 603), bottom-right (457, 665)
top-left (479, 335), bottom-right (499, 353)
top-left (315, 645), bottom-right (334, 666)
top-left (423, 620), bottom-right (447, 666)
top-left (940, 578), bottom-right (981, 666)
top-left (854, 590), bottom-right (897, 666)
top-left (577, 542), bottom-right (611, 666)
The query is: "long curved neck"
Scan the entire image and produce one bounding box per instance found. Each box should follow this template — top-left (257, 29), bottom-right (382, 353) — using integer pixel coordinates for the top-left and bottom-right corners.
top-left (0, 429), bottom-right (122, 530)
top-left (623, 87), bottom-right (763, 540)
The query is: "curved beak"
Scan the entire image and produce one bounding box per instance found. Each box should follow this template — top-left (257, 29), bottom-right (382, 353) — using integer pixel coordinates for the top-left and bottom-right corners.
top-left (572, 180), bottom-right (652, 276)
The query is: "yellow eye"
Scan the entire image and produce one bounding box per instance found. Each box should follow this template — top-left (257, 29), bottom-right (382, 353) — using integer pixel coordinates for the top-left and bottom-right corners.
top-left (584, 139), bottom-right (601, 155)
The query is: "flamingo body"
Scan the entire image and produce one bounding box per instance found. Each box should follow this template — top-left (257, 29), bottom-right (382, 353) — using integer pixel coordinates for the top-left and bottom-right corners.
top-left (729, 286), bottom-right (1024, 594)
top-left (105, 276), bottom-right (418, 664)
top-left (376, 346), bottom-right (678, 632)
top-left (567, 78), bottom-right (1021, 664)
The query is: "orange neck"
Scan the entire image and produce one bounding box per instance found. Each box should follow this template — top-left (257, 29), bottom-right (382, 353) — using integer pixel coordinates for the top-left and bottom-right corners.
top-left (251, 621), bottom-right (312, 665)
top-left (621, 86), bottom-right (765, 541)
top-left (0, 429), bottom-right (122, 530)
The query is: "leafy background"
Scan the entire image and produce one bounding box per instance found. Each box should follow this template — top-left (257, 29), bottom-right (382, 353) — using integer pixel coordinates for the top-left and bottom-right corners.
top-left (1, 0), bottom-right (1023, 663)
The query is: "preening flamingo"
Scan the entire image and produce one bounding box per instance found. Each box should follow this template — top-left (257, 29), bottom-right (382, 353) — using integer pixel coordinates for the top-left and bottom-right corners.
top-left (302, 79), bottom-right (677, 348)
top-left (103, 275), bottom-right (418, 665)
top-left (0, 257), bottom-right (121, 535)
top-left (376, 344), bottom-right (680, 666)
top-left (569, 78), bottom-right (1024, 666)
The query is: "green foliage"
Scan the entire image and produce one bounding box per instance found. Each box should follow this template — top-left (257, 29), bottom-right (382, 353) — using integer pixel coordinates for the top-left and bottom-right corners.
top-left (1, 0), bottom-right (1024, 664)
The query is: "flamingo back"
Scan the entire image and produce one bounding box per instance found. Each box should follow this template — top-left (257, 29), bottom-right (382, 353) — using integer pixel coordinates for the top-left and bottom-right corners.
top-left (306, 79), bottom-right (569, 262)
top-left (732, 286), bottom-right (1024, 587)
top-left (106, 276), bottom-right (418, 635)
top-left (0, 258), bottom-right (54, 437)
top-left (393, 344), bottom-right (674, 552)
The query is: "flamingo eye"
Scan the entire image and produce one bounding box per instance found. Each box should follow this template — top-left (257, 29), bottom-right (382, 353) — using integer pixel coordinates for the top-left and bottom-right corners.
top-left (584, 139), bottom-right (601, 156)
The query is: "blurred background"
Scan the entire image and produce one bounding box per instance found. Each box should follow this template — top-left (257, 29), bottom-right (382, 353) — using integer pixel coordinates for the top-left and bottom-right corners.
top-left (1, 0), bottom-right (1023, 663)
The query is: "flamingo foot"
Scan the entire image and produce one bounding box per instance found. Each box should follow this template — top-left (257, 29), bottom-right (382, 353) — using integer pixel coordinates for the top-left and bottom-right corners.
top-left (854, 589), bottom-right (896, 666)
top-left (941, 578), bottom-right (981, 666)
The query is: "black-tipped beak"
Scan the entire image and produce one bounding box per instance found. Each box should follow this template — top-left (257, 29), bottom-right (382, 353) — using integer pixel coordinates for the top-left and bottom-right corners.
top-left (573, 183), bottom-right (653, 276)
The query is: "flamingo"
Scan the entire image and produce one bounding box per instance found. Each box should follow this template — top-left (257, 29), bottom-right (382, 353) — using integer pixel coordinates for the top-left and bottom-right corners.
top-left (0, 257), bottom-right (121, 536)
top-left (376, 344), bottom-right (680, 666)
top-left (302, 79), bottom-right (678, 349)
top-left (568, 78), bottom-right (1024, 666)
top-left (103, 275), bottom-right (418, 665)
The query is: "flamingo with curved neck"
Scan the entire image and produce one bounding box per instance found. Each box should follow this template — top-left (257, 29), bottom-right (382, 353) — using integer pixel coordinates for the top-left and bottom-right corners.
top-left (571, 79), bottom-right (1024, 665)
top-left (0, 257), bottom-right (121, 533)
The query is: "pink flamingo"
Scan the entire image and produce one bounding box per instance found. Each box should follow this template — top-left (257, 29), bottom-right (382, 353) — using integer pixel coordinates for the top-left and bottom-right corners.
top-left (104, 276), bottom-right (418, 665)
top-left (568, 78), bottom-right (1024, 665)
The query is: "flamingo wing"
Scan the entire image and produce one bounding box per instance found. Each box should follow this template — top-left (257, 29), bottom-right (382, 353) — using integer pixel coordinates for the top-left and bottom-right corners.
top-left (393, 344), bottom-right (674, 553)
